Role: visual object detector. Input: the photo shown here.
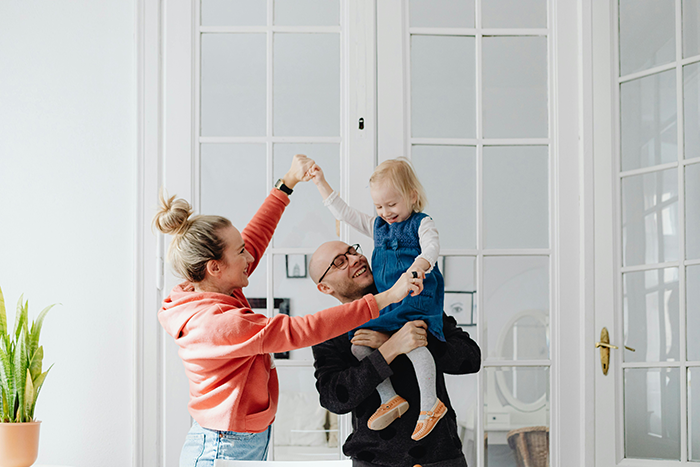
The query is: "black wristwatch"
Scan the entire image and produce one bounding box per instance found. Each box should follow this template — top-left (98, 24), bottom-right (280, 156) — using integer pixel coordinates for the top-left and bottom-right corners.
top-left (274, 179), bottom-right (293, 195)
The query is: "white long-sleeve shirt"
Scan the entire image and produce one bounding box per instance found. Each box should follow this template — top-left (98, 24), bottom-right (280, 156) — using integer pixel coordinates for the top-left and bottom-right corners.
top-left (324, 191), bottom-right (440, 272)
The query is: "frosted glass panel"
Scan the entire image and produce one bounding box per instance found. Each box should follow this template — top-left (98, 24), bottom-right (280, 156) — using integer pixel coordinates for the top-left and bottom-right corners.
top-left (619, 0), bottom-right (675, 76)
top-left (275, 366), bottom-right (340, 460)
top-left (622, 268), bottom-right (679, 363)
top-left (687, 266), bottom-right (700, 360)
top-left (200, 144), bottom-right (267, 230)
top-left (624, 368), bottom-right (680, 460)
top-left (274, 0), bottom-right (338, 26)
top-left (201, 0), bottom-right (266, 26)
top-left (273, 144), bottom-right (340, 248)
top-left (622, 169), bottom-right (679, 267)
top-left (483, 37), bottom-right (548, 138)
top-left (409, 0), bottom-right (474, 28)
top-left (685, 63), bottom-right (700, 160)
top-left (441, 256), bottom-right (476, 292)
top-left (483, 146), bottom-right (549, 249)
top-left (273, 255), bottom-right (340, 361)
top-left (484, 256), bottom-right (549, 360)
top-left (201, 34), bottom-right (266, 136)
top-left (620, 70), bottom-right (677, 172)
top-left (482, 0), bottom-right (547, 28)
top-left (446, 374), bottom-right (478, 467)
top-left (683, 0), bottom-right (700, 58)
top-left (274, 34), bottom-right (339, 137)
top-left (411, 36), bottom-right (475, 138)
top-left (412, 146), bottom-right (476, 249)
top-left (485, 367), bottom-right (549, 467)
top-left (687, 164), bottom-right (700, 260)
top-left (690, 368), bottom-right (700, 461)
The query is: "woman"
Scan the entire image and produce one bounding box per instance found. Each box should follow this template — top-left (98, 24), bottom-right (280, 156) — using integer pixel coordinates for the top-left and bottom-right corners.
top-left (153, 155), bottom-right (423, 466)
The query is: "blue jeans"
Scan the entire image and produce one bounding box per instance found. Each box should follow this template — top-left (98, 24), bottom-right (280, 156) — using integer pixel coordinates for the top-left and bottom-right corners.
top-left (179, 421), bottom-right (271, 467)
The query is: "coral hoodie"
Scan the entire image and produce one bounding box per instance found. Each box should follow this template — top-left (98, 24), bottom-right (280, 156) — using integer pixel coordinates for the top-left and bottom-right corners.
top-left (158, 189), bottom-right (379, 433)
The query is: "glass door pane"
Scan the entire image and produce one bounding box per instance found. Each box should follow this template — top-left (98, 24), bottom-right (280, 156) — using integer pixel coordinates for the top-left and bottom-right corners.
top-left (483, 256), bottom-right (549, 361)
top-left (622, 268), bottom-right (679, 363)
top-left (482, 36), bottom-right (548, 138)
top-left (409, 0), bottom-right (475, 28)
top-left (483, 146), bottom-right (549, 249)
top-left (410, 35), bottom-right (476, 138)
top-left (413, 146), bottom-right (477, 249)
top-left (275, 366), bottom-right (340, 460)
top-left (482, 0), bottom-right (547, 28)
top-left (201, 34), bottom-right (267, 136)
top-left (619, 0), bottom-right (675, 76)
top-left (624, 368), bottom-right (681, 460)
top-left (274, 33), bottom-right (340, 137)
top-left (484, 367), bottom-right (550, 467)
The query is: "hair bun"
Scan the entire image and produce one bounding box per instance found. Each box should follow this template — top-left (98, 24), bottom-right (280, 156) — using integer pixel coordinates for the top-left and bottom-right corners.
top-left (153, 190), bottom-right (193, 235)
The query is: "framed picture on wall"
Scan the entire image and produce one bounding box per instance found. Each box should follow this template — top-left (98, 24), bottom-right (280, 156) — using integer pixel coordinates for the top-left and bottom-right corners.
top-left (285, 254), bottom-right (307, 278)
top-left (444, 291), bottom-right (475, 327)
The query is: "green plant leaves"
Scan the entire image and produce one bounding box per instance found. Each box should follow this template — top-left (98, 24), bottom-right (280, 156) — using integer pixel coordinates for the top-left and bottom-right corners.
top-left (0, 290), bottom-right (55, 423)
top-left (0, 287), bottom-right (7, 339)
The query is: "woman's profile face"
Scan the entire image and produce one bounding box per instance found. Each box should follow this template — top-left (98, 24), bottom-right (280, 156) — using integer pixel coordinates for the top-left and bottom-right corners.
top-left (217, 225), bottom-right (254, 293)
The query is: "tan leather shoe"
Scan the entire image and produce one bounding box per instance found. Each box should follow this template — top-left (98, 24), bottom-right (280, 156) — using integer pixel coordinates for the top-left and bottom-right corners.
top-left (367, 395), bottom-right (409, 431)
top-left (411, 399), bottom-right (447, 441)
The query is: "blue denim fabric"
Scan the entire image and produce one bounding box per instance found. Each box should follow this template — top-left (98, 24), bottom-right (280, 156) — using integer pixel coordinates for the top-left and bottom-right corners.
top-left (179, 421), bottom-right (271, 467)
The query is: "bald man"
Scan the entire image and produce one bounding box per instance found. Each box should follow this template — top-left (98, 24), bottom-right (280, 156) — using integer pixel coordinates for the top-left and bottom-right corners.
top-left (310, 241), bottom-right (481, 467)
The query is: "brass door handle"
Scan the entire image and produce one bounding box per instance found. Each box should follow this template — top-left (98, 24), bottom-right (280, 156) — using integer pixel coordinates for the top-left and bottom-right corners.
top-left (597, 327), bottom-right (636, 375)
top-left (595, 341), bottom-right (636, 351)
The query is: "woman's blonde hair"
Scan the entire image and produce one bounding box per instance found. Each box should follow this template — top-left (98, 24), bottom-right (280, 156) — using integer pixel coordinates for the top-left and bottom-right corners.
top-left (152, 190), bottom-right (232, 283)
top-left (369, 158), bottom-right (427, 212)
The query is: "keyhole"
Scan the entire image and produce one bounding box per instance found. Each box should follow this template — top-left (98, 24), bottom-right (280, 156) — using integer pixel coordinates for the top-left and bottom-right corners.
top-left (358, 117), bottom-right (364, 130)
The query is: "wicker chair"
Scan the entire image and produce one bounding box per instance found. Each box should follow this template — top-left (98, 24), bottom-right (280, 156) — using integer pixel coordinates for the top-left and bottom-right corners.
top-left (506, 426), bottom-right (549, 467)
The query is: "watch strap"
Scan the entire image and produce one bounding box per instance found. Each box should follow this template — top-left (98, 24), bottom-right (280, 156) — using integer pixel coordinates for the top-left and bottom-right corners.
top-left (275, 179), bottom-right (293, 195)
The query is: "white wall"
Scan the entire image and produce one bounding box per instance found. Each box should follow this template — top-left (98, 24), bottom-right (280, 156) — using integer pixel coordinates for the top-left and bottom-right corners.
top-left (0, 2), bottom-right (135, 466)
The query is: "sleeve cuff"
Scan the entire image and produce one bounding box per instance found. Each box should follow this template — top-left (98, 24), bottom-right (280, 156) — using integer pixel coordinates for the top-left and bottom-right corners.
top-left (270, 188), bottom-right (291, 206)
top-left (367, 349), bottom-right (393, 381)
top-left (363, 294), bottom-right (380, 319)
top-left (323, 190), bottom-right (339, 206)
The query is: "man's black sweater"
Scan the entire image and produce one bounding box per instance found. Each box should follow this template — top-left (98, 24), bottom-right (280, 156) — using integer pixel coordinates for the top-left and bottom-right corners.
top-left (312, 314), bottom-right (481, 467)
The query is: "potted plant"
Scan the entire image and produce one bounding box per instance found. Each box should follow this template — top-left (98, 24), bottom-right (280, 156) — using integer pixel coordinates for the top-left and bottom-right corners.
top-left (0, 287), bottom-right (55, 467)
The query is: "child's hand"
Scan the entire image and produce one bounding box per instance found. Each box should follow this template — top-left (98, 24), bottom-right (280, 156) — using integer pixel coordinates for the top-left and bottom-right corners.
top-left (306, 163), bottom-right (326, 185)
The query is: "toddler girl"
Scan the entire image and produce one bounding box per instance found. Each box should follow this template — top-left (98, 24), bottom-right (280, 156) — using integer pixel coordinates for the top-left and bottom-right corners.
top-left (309, 158), bottom-right (446, 441)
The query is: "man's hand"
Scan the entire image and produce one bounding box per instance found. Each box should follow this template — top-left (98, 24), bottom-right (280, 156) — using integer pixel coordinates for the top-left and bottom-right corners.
top-left (378, 320), bottom-right (428, 364)
top-left (351, 329), bottom-right (390, 349)
top-left (282, 154), bottom-right (315, 189)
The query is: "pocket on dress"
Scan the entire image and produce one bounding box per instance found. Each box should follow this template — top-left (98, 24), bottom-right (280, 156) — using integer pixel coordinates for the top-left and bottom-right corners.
top-left (180, 433), bottom-right (205, 467)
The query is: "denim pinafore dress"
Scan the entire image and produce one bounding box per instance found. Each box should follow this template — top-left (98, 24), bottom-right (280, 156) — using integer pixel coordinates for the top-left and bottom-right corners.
top-left (353, 212), bottom-right (445, 341)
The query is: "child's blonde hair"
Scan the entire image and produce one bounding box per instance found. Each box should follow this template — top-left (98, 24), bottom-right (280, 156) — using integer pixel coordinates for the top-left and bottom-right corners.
top-left (369, 158), bottom-right (427, 212)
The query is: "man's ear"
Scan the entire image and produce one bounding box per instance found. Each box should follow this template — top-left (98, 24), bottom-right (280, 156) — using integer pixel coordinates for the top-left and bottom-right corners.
top-left (206, 259), bottom-right (221, 277)
top-left (317, 281), bottom-right (334, 296)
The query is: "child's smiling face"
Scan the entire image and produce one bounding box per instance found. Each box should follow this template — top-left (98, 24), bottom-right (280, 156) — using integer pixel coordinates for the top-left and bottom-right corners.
top-left (370, 181), bottom-right (415, 224)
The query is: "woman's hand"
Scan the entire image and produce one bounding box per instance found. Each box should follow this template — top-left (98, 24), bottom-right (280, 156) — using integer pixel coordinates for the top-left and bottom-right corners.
top-left (282, 154), bottom-right (315, 189)
top-left (378, 320), bottom-right (428, 364)
top-left (374, 271), bottom-right (423, 311)
top-left (351, 329), bottom-right (390, 349)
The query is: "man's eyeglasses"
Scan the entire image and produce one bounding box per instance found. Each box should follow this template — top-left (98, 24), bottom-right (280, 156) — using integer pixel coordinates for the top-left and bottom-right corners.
top-left (318, 244), bottom-right (363, 283)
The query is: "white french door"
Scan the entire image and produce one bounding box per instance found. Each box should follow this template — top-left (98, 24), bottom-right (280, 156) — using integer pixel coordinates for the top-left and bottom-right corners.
top-left (146, 1), bottom-right (583, 466)
top-left (593, 0), bottom-right (700, 465)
